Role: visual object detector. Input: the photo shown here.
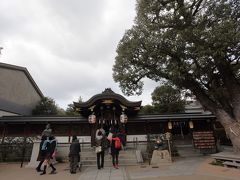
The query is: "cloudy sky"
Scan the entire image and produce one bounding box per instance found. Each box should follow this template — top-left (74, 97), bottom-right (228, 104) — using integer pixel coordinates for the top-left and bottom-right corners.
top-left (0, 0), bottom-right (158, 109)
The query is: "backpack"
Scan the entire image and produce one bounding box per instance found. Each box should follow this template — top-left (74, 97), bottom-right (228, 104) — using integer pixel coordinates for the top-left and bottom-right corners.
top-left (114, 137), bottom-right (121, 149)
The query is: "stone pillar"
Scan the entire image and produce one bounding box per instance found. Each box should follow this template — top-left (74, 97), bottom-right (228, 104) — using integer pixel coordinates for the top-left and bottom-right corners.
top-left (26, 141), bottom-right (40, 168)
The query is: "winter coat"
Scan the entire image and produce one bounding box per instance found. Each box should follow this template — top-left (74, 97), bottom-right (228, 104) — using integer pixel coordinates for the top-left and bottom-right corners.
top-left (42, 138), bottom-right (57, 159)
top-left (37, 139), bottom-right (46, 161)
top-left (111, 137), bottom-right (121, 155)
top-left (69, 139), bottom-right (81, 157)
top-left (95, 135), bottom-right (107, 150)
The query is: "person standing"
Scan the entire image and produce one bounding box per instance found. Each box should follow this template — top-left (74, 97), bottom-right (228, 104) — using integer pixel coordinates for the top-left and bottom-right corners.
top-left (41, 123), bottom-right (52, 137)
top-left (95, 130), bottom-right (106, 169)
top-left (111, 134), bottom-right (121, 169)
top-left (69, 135), bottom-right (81, 174)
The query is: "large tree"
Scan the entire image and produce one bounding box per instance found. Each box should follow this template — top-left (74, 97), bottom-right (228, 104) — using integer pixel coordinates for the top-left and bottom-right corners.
top-left (113, 0), bottom-right (240, 151)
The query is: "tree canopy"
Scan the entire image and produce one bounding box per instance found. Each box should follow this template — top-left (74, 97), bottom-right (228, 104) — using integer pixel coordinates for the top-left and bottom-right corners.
top-left (139, 85), bottom-right (185, 114)
top-left (32, 97), bottom-right (59, 115)
top-left (66, 96), bottom-right (83, 116)
top-left (152, 85), bottom-right (185, 113)
top-left (113, 0), bottom-right (240, 151)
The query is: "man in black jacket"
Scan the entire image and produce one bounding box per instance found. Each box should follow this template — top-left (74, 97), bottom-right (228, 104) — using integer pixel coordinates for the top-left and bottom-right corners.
top-left (69, 135), bottom-right (81, 174)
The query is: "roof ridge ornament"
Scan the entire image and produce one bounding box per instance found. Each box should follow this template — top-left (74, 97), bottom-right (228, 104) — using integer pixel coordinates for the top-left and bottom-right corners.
top-left (102, 88), bottom-right (115, 94)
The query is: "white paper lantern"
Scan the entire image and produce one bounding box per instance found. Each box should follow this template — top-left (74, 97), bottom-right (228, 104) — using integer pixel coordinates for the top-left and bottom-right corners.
top-left (120, 113), bottom-right (128, 123)
top-left (189, 121), bottom-right (194, 129)
top-left (88, 114), bottom-right (96, 124)
top-left (168, 121), bottom-right (172, 129)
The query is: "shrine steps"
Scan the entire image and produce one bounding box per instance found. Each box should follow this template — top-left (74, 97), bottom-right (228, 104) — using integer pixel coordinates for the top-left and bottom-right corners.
top-left (80, 147), bottom-right (141, 167)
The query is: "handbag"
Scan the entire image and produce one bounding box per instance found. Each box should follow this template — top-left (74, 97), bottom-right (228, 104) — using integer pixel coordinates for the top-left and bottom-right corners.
top-left (95, 146), bottom-right (102, 153)
top-left (52, 150), bottom-right (57, 158)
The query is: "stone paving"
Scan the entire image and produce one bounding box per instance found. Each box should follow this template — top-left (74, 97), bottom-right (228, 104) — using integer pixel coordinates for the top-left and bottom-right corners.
top-left (78, 166), bottom-right (127, 180)
top-left (126, 156), bottom-right (206, 179)
top-left (0, 156), bottom-right (240, 180)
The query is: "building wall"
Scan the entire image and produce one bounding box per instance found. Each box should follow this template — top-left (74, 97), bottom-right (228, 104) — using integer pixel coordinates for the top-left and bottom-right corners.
top-left (0, 67), bottom-right (42, 115)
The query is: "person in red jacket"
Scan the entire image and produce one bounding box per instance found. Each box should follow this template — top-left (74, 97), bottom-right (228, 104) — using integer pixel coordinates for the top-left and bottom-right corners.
top-left (111, 134), bottom-right (121, 169)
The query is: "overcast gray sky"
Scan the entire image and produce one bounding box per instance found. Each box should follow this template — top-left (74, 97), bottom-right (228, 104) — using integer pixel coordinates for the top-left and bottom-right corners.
top-left (0, 0), bottom-right (158, 109)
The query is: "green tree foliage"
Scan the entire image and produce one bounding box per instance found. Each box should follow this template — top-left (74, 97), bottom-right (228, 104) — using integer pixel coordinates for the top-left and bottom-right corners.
top-left (113, 0), bottom-right (240, 151)
top-left (66, 96), bottom-right (83, 115)
top-left (32, 97), bottom-right (59, 115)
top-left (152, 85), bottom-right (185, 113)
top-left (139, 104), bottom-right (155, 114)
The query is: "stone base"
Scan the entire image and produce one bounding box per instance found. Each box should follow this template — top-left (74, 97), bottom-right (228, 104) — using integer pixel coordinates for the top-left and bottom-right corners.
top-left (26, 141), bottom-right (40, 168)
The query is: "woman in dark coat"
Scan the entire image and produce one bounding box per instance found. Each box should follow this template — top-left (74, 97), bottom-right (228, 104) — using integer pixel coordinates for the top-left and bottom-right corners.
top-left (40, 136), bottom-right (57, 175)
top-left (36, 135), bottom-right (47, 172)
top-left (95, 130), bottom-right (107, 169)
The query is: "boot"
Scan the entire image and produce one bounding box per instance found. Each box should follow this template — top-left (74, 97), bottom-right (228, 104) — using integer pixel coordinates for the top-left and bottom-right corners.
top-left (49, 164), bottom-right (56, 174)
top-left (36, 161), bottom-right (43, 172)
top-left (40, 165), bottom-right (46, 175)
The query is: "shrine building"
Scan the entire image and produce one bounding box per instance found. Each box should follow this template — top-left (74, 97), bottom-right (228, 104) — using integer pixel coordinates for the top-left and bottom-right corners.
top-left (0, 63), bottom-right (219, 153)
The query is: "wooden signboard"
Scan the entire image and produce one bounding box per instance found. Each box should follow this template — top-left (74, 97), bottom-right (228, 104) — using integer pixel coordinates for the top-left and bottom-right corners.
top-left (193, 131), bottom-right (216, 149)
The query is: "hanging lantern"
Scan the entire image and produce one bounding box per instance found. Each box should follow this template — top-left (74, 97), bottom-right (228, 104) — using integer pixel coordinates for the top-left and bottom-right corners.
top-left (120, 113), bottom-right (128, 123)
top-left (168, 121), bottom-right (172, 129)
top-left (189, 121), bottom-right (194, 129)
top-left (88, 114), bottom-right (96, 124)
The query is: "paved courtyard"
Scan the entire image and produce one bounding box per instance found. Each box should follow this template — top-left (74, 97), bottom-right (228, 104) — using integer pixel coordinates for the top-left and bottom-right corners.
top-left (0, 156), bottom-right (240, 180)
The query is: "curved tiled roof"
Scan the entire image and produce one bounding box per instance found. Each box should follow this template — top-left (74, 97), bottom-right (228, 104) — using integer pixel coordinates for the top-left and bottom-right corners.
top-left (74, 88), bottom-right (141, 108)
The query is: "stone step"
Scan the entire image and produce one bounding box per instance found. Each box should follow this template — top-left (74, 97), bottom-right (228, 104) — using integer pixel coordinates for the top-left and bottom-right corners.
top-left (80, 155), bottom-right (136, 160)
top-left (80, 163), bottom-right (138, 167)
top-left (80, 151), bottom-right (136, 157)
top-left (81, 159), bottom-right (138, 166)
top-left (80, 149), bottom-right (139, 166)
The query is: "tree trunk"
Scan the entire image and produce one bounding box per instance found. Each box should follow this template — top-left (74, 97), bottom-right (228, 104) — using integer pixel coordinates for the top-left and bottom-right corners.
top-left (216, 109), bottom-right (240, 153)
top-left (226, 127), bottom-right (240, 153)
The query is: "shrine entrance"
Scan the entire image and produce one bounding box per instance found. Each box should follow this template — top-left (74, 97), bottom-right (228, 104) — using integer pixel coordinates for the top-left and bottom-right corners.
top-left (74, 88), bottom-right (142, 146)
